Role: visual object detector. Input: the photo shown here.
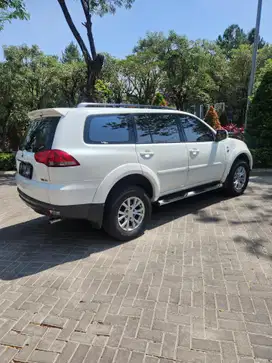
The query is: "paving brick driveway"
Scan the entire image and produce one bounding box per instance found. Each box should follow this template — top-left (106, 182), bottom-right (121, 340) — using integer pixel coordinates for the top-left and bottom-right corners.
top-left (0, 174), bottom-right (272, 363)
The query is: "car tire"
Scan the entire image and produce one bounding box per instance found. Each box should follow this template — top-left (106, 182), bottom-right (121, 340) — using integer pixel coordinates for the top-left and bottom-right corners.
top-left (224, 160), bottom-right (250, 197)
top-left (103, 186), bottom-right (152, 241)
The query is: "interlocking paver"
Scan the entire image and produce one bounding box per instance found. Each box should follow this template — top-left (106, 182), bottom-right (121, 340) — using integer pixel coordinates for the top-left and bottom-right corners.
top-left (1, 174), bottom-right (272, 362)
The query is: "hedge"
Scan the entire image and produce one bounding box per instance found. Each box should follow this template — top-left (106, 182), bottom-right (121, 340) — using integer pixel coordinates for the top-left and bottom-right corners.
top-left (250, 148), bottom-right (272, 168)
top-left (0, 153), bottom-right (16, 171)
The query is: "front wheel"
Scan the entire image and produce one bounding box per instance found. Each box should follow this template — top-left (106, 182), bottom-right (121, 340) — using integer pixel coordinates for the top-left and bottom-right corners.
top-left (224, 160), bottom-right (250, 197)
top-left (103, 186), bottom-right (151, 241)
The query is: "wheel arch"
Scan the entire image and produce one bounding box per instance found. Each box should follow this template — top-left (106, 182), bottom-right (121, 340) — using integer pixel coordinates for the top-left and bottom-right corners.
top-left (222, 151), bottom-right (252, 182)
top-left (92, 164), bottom-right (160, 204)
top-left (233, 153), bottom-right (252, 168)
top-left (104, 174), bottom-right (154, 208)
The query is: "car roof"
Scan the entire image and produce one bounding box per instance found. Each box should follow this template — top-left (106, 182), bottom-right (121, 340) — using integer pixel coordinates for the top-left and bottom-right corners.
top-left (28, 105), bottom-right (197, 120)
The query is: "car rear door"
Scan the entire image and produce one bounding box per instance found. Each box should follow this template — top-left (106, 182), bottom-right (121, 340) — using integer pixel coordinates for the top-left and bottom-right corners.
top-left (179, 114), bottom-right (226, 187)
top-left (134, 113), bottom-right (189, 195)
top-left (16, 109), bottom-right (66, 203)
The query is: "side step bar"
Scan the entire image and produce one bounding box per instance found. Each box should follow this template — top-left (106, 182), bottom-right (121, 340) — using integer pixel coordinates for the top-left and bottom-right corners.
top-left (158, 183), bottom-right (222, 206)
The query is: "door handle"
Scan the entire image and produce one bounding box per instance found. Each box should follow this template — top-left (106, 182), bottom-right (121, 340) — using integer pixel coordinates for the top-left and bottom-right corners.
top-left (190, 148), bottom-right (200, 156)
top-left (140, 150), bottom-right (154, 159)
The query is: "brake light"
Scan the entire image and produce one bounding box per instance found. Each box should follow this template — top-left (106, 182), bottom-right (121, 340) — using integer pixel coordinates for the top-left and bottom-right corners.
top-left (34, 150), bottom-right (80, 167)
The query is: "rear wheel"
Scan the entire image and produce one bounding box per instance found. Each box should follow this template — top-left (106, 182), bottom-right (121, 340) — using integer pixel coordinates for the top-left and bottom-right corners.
top-left (103, 186), bottom-right (151, 241)
top-left (224, 160), bottom-right (250, 196)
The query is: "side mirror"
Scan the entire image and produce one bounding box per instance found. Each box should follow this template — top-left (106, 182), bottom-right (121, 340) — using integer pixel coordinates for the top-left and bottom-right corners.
top-left (215, 129), bottom-right (228, 142)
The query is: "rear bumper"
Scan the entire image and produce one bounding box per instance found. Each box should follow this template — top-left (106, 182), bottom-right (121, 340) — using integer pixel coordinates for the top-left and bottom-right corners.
top-left (18, 188), bottom-right (104, 229)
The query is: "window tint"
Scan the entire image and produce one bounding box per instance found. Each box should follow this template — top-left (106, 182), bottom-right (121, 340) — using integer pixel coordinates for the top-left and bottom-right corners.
top-left (20, 117), bottom-right (60, 152)
top-left (135, 114), bottom-right (181, 144)
top-left (180, 116), bottom-right (214, 142)
top-left (85, 114), bottom-right (132, 144)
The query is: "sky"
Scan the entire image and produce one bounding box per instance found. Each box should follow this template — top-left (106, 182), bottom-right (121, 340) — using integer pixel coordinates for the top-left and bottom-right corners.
top-left (1, 0), bottom-right (272, 60)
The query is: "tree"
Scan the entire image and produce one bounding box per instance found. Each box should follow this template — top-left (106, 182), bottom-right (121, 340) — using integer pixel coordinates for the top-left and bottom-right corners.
top-left (121, 50), bottom-right (162, 104)
top-left (204, 106), bottom-right (221, 130)
top-left (247, 28), bottom-right (266, 49)
top-left (58, 61), bottom-right (86, 106)
top-left (247, 59), bottom-right (272, 148)
top-left (217, 24), bottom-right (247, 56)
top-left (0, 0), bottom-right (29, 30)
top-left (57, 0), bottom-right (135, 101)
top-left (161, 33), bottom-right (214, 110)
top-left (224, 44), bottom-right (252, 125)
top-left (61, 42), bottom-right (82, 63)
top-left (0, 45), bottom-right (62, 149)
top-left (99, 53), bottom-right (126, 103)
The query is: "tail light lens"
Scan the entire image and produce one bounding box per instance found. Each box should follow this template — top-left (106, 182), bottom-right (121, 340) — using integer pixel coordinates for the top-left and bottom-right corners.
top-left (34, 150), bottom-right (80, 167)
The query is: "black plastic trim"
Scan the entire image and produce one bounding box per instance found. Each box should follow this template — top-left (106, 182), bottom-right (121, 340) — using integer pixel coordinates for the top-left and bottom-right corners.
top-left (18, 189), bottom-right (104, 229)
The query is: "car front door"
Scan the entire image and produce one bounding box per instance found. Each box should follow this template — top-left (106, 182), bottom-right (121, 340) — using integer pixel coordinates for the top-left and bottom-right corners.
top-left (179, 114), bottom-right (227, 187)
top-left (134, 113), bottom-right (189, 195)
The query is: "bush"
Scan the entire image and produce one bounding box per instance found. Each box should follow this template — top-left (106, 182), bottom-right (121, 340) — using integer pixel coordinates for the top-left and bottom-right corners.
top-left (204, 106), bottom-right (221, 130)
top-left (250, 148), bottom-right (272, 168)
top-left (0, 153), bottom-right (16, 171)
top-left (152, 92), bottom-right (168, 106)
top-left (247, 60), bottom-right (272, 148)
top-left (228, 132), bottom-right (244, 141)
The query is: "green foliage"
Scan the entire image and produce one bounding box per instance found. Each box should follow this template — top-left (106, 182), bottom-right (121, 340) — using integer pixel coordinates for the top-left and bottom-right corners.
top-left (58, 60), bottom-right (86, 106)
top-left (120, 49), bottom-right (162, 104)
top-left (0, 153), bottom-right (16, 171)
top-left (0, 22), bottom-right (271, 154)
top-left (219, 111), bottom-right (228, 126)
top-left (247, 28), bottom-right (266, 48)
top-left (247, 59), bottom-right (272, 148)
top-left (250, 148), bottom-right (272, 168)
top-left (152, 93), bottom-right (167, 106)
top-left (0, 45), bottom-right (77, 149)
top-left (0, 0), bottom-right (29, 30)
top-left (217, 25), bottom-right (247, 55)
top-left (95, 79), bottom-right (112, 102)
top-left (216, 24), bottom-right (266, 56)
top-left (86, 0), bottom-right (135, 16)
top-left (61, 42), bottom-right (82, 63)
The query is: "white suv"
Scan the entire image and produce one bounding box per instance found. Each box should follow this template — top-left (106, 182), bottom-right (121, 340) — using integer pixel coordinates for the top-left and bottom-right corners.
top-left (16, 103), bottom-right (253, 241)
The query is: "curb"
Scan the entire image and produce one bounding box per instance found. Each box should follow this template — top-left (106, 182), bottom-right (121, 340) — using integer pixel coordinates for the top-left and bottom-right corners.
top-left (0, 171), bottom-right (16, 176)
top-left (251, 168), bottom-right (272, 175)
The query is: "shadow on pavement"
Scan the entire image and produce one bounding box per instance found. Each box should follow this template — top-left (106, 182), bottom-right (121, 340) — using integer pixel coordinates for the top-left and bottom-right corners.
top-left (0, 191), bottom-right (228, 281)
top-left (0, 176), bottom-right (271, 281)
top-left (0, 175), bottom-right (16, 186)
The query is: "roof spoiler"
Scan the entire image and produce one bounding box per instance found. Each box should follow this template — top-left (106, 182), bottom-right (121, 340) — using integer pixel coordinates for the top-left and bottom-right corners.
top-left (28, 108), bottom-right (68, 120)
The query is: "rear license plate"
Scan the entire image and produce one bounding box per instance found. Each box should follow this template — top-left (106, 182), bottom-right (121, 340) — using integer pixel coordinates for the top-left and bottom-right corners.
top-left (19, 162), bottom-right (33, 179)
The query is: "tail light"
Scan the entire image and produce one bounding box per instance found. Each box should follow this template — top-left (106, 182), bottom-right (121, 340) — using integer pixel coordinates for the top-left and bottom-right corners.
top-left (34, 150), bottom-right (80, 167)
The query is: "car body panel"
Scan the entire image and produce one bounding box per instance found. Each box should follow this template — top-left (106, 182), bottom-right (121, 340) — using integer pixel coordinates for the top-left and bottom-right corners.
top-left (16, 106), bottom-right (252, 226)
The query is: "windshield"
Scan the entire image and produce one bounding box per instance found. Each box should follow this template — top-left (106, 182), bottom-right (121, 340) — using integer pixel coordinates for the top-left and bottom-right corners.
top-left (20, 117), bottom-right (60, 152)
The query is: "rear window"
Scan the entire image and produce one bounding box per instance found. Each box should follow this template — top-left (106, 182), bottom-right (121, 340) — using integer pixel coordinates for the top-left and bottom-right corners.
top-left (84, 114), bottom-right (134, 144)
top-left (20, 117), bottom-right (60, 152)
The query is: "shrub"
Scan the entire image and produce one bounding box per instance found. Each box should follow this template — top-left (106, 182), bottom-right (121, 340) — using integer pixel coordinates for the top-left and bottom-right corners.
top-left (250, 148), bottom-right (272, 168)
top-left (0, 153), bottom-right (16, 171)
top-left (152, 92), bottom-right (168, 106)
top-left (222, 123), bottom-right (244, 141)
top-left (219, 111), bottom-right (228, 126)
top-left (204, 106), bottom-right (221, 130)
top-left (247, 60), bottom-right (272, 148)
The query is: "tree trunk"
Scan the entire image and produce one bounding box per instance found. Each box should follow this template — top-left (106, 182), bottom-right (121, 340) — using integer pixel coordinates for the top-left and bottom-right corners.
top-left (85, 65), bottom-right (96, 102)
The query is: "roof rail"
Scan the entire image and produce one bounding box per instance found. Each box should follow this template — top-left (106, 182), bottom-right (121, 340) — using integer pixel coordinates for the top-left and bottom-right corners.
top-left (77, 102), bottom-right (173, 110)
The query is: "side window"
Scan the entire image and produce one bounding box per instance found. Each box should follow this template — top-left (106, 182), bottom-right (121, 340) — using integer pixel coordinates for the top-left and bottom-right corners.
top-left (180, 116), bottom-right (215, 142)
top-left (135, 114), bottom-right (181, 144)
top-left (84, 114), bottom-right (133, 144)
